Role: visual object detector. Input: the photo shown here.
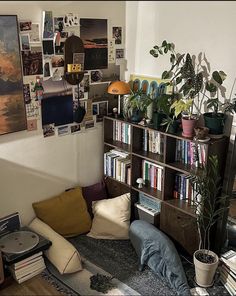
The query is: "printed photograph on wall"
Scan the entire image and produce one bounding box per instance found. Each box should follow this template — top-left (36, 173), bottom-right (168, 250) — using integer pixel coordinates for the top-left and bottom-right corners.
top-left (112, 26), bottom-right (122, 44)
top-left (19, 21), bottom-right (32, 32)
top-left (0, 15), bottom-right (27, 135)
top-left (29, 23), bottom-right (40, 43)
top-left (71, 124), bottom-right (81, 134)
top-left (80, 18), bottom-right (108, 70)
top-left (20, 34), bottom-right (30, 51)
top-left (22, 51), bottom-right (43, 76)
top-left (42, 11), bottom-right (54, 39)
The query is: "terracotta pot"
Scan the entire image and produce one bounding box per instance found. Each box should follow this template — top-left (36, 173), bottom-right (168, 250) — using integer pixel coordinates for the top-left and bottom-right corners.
top-left (182, 117), bottom-right (197, 138)
top-left (194, 249), bottom-right (219, 288)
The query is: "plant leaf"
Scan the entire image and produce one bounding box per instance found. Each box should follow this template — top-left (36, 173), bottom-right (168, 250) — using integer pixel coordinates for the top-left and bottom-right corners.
top-left (212, 71), bottom-right (223, 85)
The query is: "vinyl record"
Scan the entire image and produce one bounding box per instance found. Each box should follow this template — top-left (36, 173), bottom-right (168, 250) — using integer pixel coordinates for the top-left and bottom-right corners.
top-left (0, 231), bottom-right (39, 254)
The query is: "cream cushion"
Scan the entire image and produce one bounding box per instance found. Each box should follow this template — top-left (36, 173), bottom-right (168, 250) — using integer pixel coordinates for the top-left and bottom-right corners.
top-left (87, 193), bottom-right (131, 240)
top-left (29, 218), bottom-right (82, 274)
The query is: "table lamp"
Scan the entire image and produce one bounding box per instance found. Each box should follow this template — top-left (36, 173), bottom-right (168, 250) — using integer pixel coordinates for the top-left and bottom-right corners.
top-left (107, 81), bottom-right (131, 116)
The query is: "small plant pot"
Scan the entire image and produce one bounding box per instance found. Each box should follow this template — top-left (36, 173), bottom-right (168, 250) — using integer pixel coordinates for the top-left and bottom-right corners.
top-left (167, 120), bottom-right (179, 134)
top-left (153, 111), bottom-right (166, 129)
top-left (203, 113), bottom-right (226, 135)
top-left (182, 117), bottom-right (197, 138)
top-left (130, 109), bottom-right (144, 123)
top-left (193, 249), bottom-right (219, 288)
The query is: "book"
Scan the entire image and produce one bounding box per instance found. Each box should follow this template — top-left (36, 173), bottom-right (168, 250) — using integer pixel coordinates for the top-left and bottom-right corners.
top-left (10, 258), bottom-right (45, 278)
top-left (12, 251), bottom-right (43, 269)
top-left (221, 250), bottom-right (236, 273)
top-left (220, 266), bottom-right (236, 295)
top-left (14, 265), bottom-right (46, 284)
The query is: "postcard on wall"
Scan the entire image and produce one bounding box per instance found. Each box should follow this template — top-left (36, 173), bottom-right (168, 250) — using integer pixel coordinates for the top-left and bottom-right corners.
top-left (85, 120), bottom-right (95, 129)
top-left (80, 18), bottom-right (108, 70)
top-left (43, 40), bottom-right (54, 55)
top-left (57, 125), bottom-right (70, 136)
top-left (43, 123), bottom-right (55, 137)
top-left (71, 124), bottom-right (81, 134)
top-left (29, 23), bottom-right (40, 43)
top-left (42, 11), bottom-right (54, 39)
top-left (43, 56), bottom-right (52, 79)
top-left (0, 15), bottom-right (27, 135)
top-left (52, 67), bottom-right (64, 81)
top-left (27, 119), bottom-right (37, 131)
top-left (20, 34), bottom-right (30, 51)
top-left (55, 41), bottom-right (65, 55)
top-left (112, 26), bottom-right (122, 45)
top-left (51, 55), bottom-right (64, 68)
top-left (116, 48), bottom-right (124, 59)
top-left (23, 84), bottom-right (31, 104)
top-left (25, 102), bottom-right (40, 118)
top-left (80, 74), bottom-right (90, 93)
top-left (22, 51), bottom-right (43, 76)
top-left (19, 21), bottom-right (32, 31)
top-left (54, 16), bottom-right (64, 32)
top-left (90, 70), bottom-right (103, 84)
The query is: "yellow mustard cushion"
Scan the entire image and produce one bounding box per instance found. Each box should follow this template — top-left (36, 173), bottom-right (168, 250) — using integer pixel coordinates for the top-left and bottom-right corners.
top-left (32, 187), bottom-right (91, 237)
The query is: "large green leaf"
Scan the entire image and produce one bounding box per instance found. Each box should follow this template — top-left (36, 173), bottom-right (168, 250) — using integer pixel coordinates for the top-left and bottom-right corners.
top-left (219, 70), bottom-right (227, 81)
top-left (212, 71), bottom-right (223, 85)
top-left (206, 82), bottom-right (217, 93)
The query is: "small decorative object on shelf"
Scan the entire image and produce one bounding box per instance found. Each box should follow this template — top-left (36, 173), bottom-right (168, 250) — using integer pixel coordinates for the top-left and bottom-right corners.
top-left (136, 178), bottom-right (144, 189)
top-left (112, 107), bottom-right (118, 118)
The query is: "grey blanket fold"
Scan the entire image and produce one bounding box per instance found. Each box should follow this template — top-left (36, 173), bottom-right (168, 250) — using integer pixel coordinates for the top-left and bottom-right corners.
top-left (129, 220), bottom-right (191, 296)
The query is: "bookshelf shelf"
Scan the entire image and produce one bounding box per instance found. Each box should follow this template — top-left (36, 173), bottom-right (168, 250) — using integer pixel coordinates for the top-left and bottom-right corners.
top-left (163, 199), bottom-right (197, 218)
top-left (106, 175), bottom-right (131, 188)
top-left (104, 140), bottom-right (131, 152)
top-left (103, 115), bottom-right (229, 255)
top-left (132, 184), bottom-right (162, 200)
top-left (132, 150), bottom-right (164, 165)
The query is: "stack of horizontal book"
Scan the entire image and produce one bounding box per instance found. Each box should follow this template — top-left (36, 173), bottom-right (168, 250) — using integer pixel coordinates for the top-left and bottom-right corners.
top-left (219, 249), bottom-right (236, 295)
top-left (8, 251), bottom-right (46, 284)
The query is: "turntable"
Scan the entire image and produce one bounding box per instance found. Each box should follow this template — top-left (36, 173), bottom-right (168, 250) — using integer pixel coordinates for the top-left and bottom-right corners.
top-left (0, 230), bottom-right (39, 255)
top-left (1, 227), bottom-right (52, 265)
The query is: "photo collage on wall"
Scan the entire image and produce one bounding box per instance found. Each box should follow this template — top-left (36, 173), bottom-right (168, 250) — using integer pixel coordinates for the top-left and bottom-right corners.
top-left (14, 12), bottom-right (124, 138)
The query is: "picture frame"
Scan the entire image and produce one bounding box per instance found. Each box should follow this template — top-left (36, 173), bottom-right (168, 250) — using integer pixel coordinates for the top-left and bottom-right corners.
top-left (0, 15), bottom-right (27, 135)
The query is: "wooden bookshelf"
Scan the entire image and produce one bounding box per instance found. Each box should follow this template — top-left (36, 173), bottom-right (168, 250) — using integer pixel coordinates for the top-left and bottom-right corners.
top-left (103, 115), bottom-right (229, 255)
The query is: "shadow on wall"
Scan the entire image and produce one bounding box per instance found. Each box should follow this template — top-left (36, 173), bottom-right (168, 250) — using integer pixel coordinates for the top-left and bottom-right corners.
top-left (0, 158), bottom-right (77, 226)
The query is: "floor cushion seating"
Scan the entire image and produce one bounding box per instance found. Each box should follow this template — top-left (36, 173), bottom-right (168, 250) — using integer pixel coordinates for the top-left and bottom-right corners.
top-left (129, 220), bottom-right (190, 296)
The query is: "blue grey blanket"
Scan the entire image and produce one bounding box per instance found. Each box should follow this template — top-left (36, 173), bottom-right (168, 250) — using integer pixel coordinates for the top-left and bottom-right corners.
top-left (129, 220), bottom-right (191, 296)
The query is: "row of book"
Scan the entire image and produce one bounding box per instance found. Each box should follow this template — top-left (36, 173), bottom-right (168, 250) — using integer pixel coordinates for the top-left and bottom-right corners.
top-left (175, 139), bottom-right (207, 168)
top-left (113, 121), bottom-right (131, 145)
top-left (142, 160), bottom-right (163, 191)
top-left (104, 149), bottom-right (131, 185)
top-left (220, 250), bottom-right (236, 295)
top-left (8, 251), bottom-right (46, 284)
top-left (173, 173), bottom-right (196, 203)
top-left (143, 130), bottom-right (164, 155)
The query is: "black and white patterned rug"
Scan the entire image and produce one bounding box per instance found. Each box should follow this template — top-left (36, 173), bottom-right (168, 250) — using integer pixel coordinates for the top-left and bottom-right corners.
top-left (41, 235), bottom-right (230, 296)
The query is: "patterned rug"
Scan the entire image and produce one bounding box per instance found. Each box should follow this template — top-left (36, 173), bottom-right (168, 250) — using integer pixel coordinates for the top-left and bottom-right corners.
top-left (41, 235), bottom-right (230, 296)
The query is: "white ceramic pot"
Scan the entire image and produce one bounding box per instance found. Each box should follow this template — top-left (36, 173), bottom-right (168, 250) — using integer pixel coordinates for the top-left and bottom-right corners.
top-left (193, 249), bottom-right (219, 288)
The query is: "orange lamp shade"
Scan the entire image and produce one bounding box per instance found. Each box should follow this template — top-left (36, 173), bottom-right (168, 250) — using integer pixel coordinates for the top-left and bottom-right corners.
top-left (107, 81), bottom-right (131, 95)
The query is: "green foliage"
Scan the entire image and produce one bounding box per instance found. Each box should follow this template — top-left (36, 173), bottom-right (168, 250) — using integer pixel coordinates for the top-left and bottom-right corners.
top-left (170, 99), bottom-right (193, 118)
top-left (188, 155), bottom-right (228, 252)
top-left (125, 89), bottom-right (153, 116)
top-left (150, 41), bottom-right (235, 117)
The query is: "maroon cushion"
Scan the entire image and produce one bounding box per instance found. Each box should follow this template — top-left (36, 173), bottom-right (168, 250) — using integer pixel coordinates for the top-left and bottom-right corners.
top-left (82, 180), bottom-right (108, 216)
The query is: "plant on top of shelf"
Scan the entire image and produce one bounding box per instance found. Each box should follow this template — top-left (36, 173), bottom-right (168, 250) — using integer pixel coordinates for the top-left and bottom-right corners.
top-left (188, 155), bottom-right (228, 287)
top-left (203, 76), bottom-right (236, 136)
top-left (124, 89), bottom-right (153, 123)
top-left (149, 40), bottom-right (232, 138)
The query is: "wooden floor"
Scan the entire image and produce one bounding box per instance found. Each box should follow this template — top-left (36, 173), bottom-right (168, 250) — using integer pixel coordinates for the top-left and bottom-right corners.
top-left (0, 275), bottom-right (61, 295)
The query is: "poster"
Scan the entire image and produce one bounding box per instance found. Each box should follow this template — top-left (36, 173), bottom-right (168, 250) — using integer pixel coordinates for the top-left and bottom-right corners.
top-left (0, 15), bottom-right (27, 135)
top-left (80, 18), bottom-right (108, 70)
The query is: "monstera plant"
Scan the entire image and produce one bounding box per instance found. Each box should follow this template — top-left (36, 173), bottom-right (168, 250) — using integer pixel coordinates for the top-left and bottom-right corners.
top-left (149, 41), bottom-right (230, 137)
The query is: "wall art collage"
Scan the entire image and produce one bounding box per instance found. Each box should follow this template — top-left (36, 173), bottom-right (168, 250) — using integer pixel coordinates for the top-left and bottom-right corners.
top-left (0, 12), bottom-right (125, 138)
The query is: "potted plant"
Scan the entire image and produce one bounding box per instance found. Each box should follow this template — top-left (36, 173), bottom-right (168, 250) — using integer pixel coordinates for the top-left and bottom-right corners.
top-left (203, 75), bottom-right (236, 136)
top-left (150, 41), bottom-right (204, 137)
top-left (124, 89), bottom-right (153, 123)
top-left (188, 155), bottom-right (228, 287)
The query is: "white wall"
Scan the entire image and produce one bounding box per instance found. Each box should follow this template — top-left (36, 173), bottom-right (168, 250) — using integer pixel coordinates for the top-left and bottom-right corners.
top-left (126, 1), bottom-right (236, 99)
top-left (0, 1), bottom-right (125, 225)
